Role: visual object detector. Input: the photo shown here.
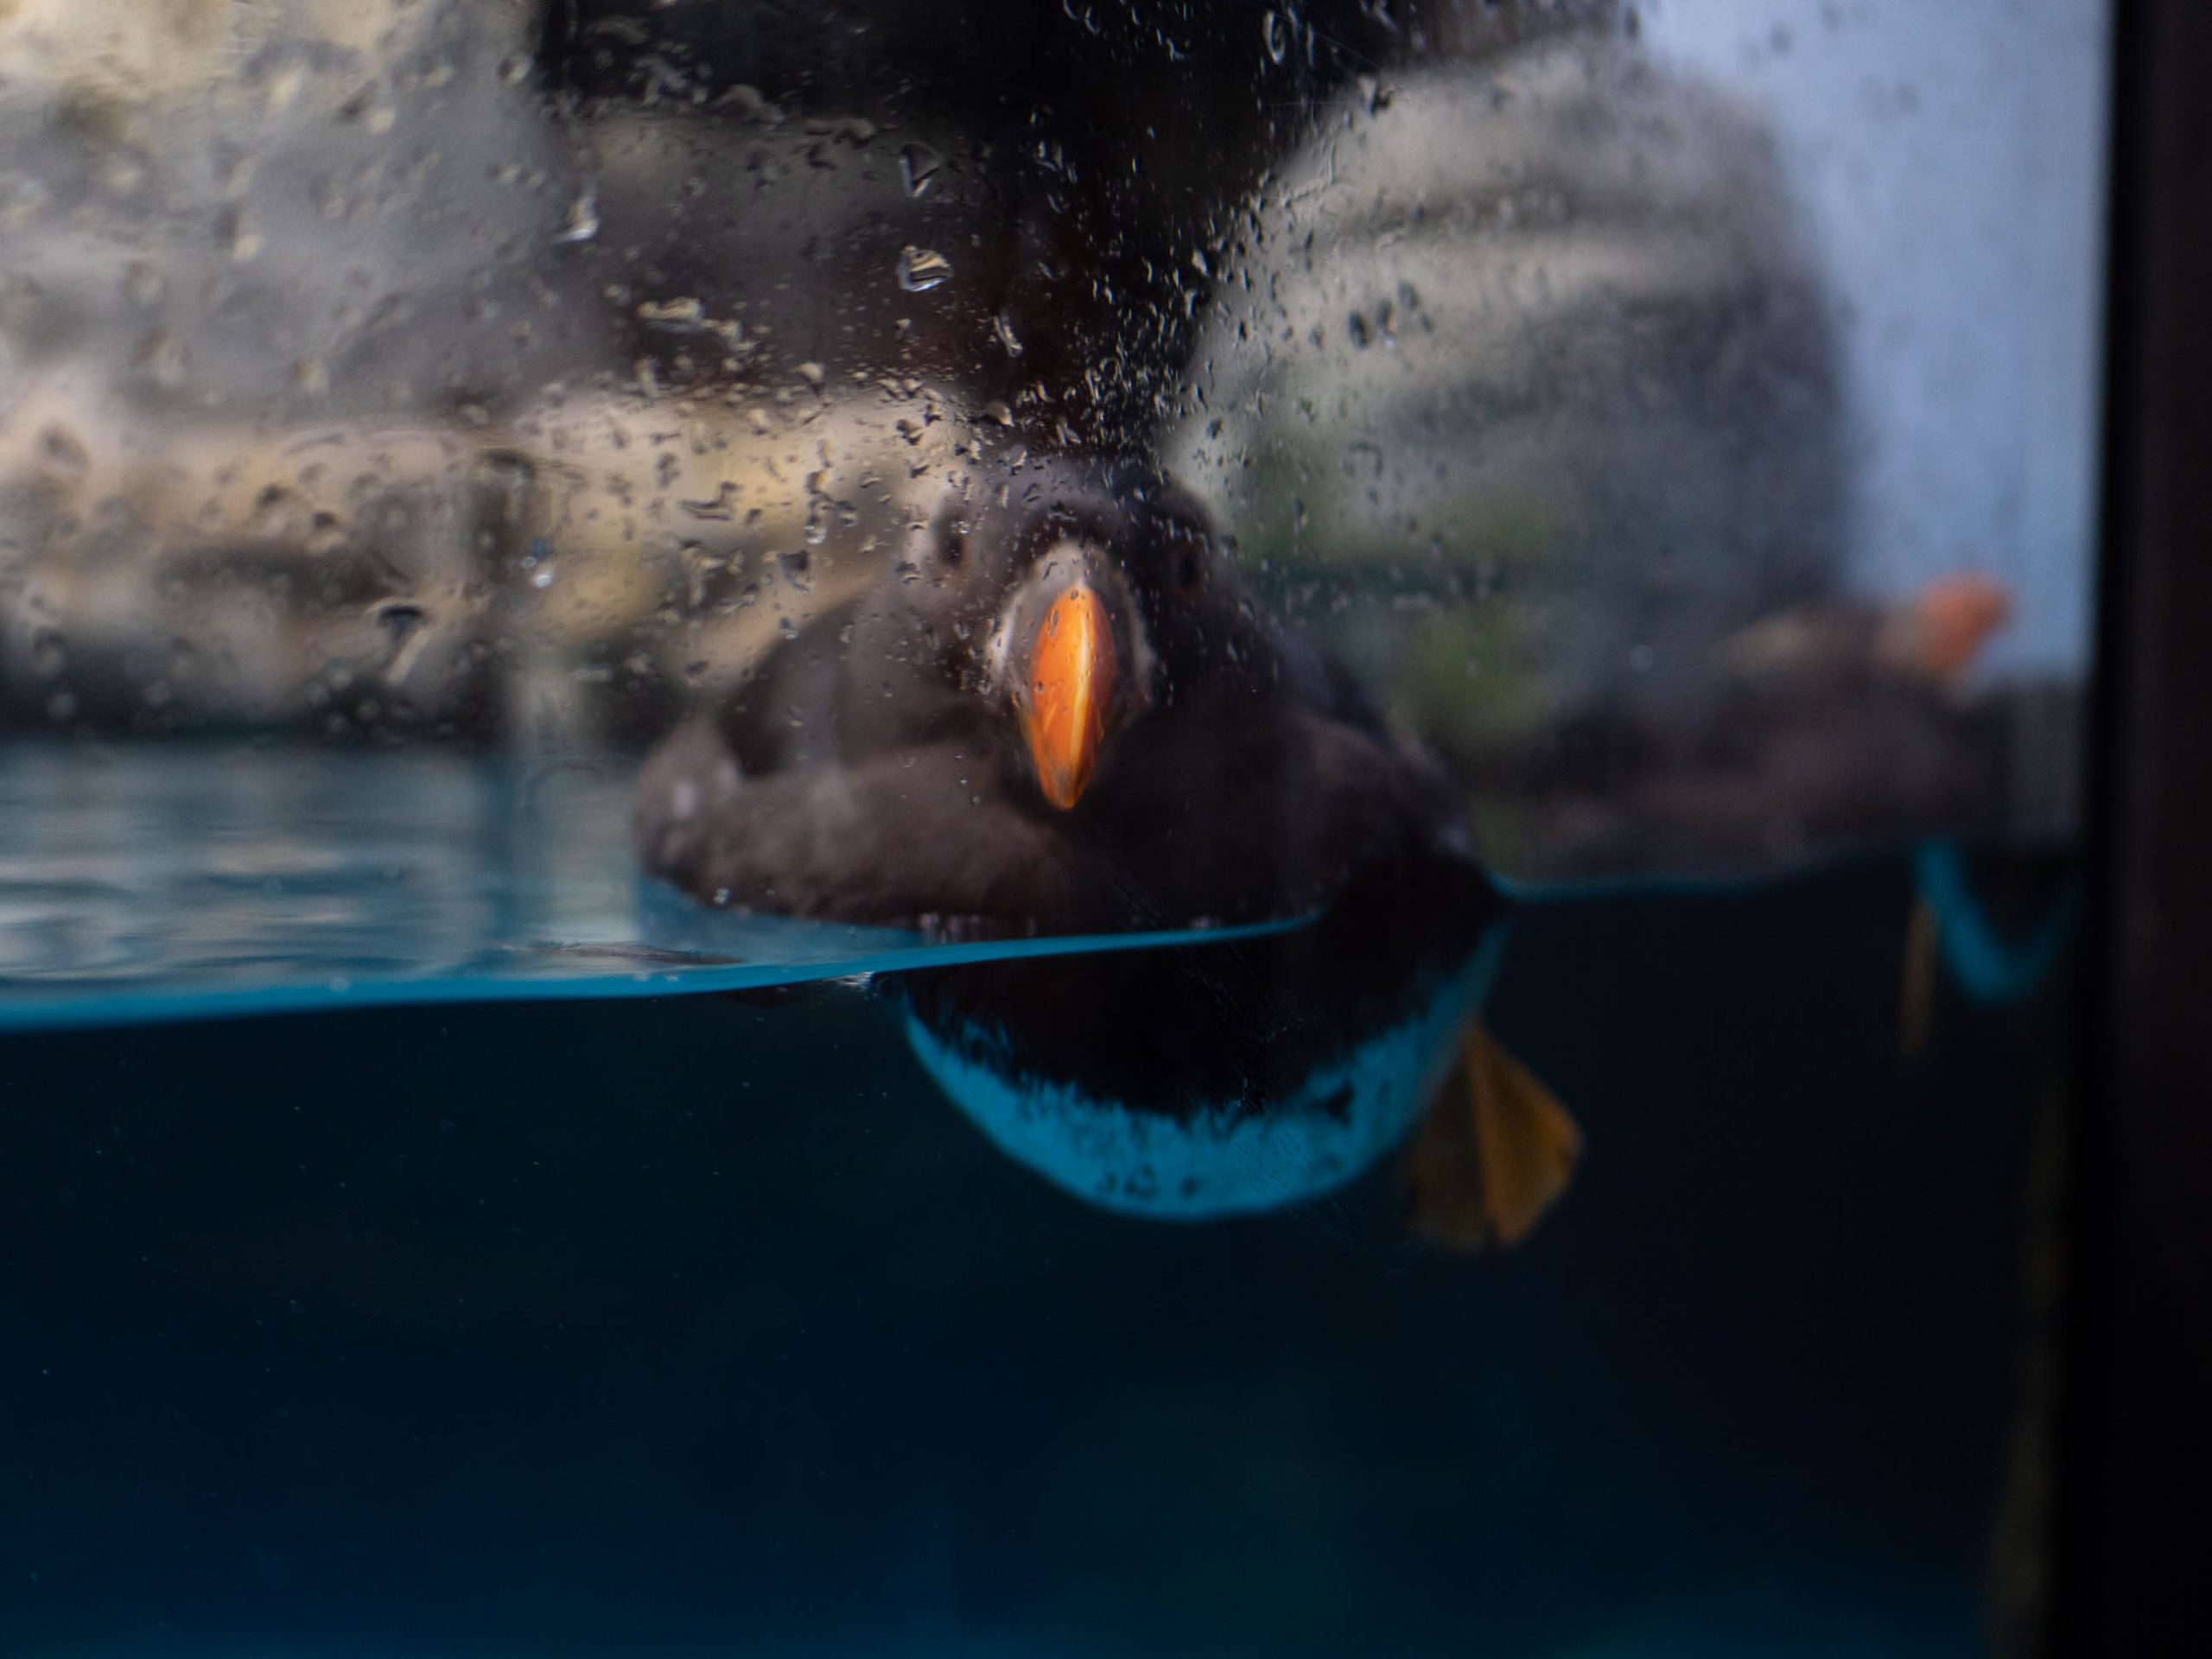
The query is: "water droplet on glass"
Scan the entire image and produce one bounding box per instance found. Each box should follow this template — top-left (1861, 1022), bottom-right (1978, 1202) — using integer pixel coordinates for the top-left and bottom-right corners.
top-left (29, 629), bottom-right (66, 679)
top-left (678, 543), bottom-right (727, 614)
top-left (637, 296), bottom-right (705, 327)
top-left (1262, 10), bottom-right (1290, 64)
top-left (899, 246), bottom-right (952, 292)
top-left (217, 207), bottom-right (261, 264)
top-left (37, 426), bottom-right (87, 477)
top-left (137, 330), bottom-right (188, 390)
top-left (682, 482), bottom-right (741, 521)
top-left (994, 313), bottom-right (1024, 356)
top-left (899, 143), bottom-right (944, 198)
top-left (554, 182), bottom-right (600, 245)
top-left (372, 601), bottom-right (432, 685)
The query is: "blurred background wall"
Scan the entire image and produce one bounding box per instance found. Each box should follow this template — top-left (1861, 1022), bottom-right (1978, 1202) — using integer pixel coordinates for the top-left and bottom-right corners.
top-left (0, 0), bottom-right (2101, 872)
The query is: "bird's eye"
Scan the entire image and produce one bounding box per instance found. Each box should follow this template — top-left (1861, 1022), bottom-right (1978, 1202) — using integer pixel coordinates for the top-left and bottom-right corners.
top-left (1172, 541), bottom-right (1206, 601)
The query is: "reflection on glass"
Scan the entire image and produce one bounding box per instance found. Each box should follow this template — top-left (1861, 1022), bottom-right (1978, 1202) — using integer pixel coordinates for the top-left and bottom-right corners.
top-left (0, 2), bottom-right (2102, 1656)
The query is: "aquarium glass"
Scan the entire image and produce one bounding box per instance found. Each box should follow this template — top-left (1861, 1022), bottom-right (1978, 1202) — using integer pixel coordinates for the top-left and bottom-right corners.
top-left (0, 3), bottom-right (2107, 1656)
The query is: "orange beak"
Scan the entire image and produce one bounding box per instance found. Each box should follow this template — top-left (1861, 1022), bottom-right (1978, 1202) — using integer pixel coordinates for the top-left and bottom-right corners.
top-left (1020, 582), bottom-right (1117, 810)
top-left (1915, 572), bottom-right (2015, 683)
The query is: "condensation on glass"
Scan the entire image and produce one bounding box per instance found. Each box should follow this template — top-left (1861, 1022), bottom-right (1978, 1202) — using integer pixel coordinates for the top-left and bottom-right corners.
top-left (0, 6), bottom-right (2112, 1656)
top-left (0, 0), bottom-right (2092, 884)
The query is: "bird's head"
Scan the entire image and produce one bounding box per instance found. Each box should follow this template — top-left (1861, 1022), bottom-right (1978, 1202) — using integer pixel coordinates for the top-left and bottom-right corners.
top-left (890, 454), bottom-right (1261, 812)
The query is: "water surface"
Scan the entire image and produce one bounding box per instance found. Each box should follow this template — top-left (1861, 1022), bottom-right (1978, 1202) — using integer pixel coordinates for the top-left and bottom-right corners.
top-left (0, 745), bottom-right (1302, 1032)
top-left (0, 746), bottom-right (2060, 1658)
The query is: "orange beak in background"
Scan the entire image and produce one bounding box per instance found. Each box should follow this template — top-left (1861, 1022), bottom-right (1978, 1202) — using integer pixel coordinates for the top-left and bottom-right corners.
top-left (1020, 582), bottom-right (1117, 810)
top-left (1915, 572), bottom-right (2016, 683)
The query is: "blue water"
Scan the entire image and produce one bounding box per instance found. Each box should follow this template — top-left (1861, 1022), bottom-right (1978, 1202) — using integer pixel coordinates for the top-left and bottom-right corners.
top-left (0, 745), bottom-right (2064, 1656)
top-left (0, 746), bottom-right (1307, 1032)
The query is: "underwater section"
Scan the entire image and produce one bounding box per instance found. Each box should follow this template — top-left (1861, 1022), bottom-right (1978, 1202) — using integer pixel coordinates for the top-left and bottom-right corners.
top-left (0, 842), bottom-right (2072, 1658)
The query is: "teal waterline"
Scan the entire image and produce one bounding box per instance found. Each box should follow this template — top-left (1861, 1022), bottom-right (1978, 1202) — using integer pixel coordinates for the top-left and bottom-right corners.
top-left (0, 743), bottom-right (1319, 1032)
top-left (0, 743), bottom-right (2075, 1033)
top-left (0, 910), bottom-right (1319, 1033)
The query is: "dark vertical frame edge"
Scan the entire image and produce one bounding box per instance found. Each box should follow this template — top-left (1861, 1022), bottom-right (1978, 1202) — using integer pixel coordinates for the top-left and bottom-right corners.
top-left (2056, 0), bottom-right (2212, 1650)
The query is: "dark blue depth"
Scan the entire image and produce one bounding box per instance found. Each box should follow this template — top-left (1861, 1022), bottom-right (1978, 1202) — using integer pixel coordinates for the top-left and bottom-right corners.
top-left (0, 851), bottom-right (2053, 1658)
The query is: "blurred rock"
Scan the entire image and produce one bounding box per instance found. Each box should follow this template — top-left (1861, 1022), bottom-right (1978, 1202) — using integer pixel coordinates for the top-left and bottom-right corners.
top-left (0, 2), bottom-right (2084, 874)
top-left (1452, 584), bottom-right (2082, 878)
top-left (10, 1), bottom-right (1609, 748)
top-left (0, 382), bottom-right (505, 737)
top-left (0, 0), bottom-right (987, 747)
top-left (0, 0), bottom-right (590, 420)
top-left (0, 370), bottom-right (979, 744)
top-left (543, 0), bottom-right (1618, 442)
top-left (1171, 32), bottom-right (1847, 728)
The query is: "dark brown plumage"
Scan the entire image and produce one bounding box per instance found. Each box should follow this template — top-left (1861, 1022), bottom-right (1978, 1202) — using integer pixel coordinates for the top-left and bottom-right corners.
top-left (633, 454), bottom-right (1484, 938)
top-left (632, 453), bottom-right (1555, 1228)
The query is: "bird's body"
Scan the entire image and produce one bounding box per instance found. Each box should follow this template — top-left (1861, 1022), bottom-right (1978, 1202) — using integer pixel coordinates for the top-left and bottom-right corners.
top-left (637, 456), bottom-right (1482, 935)
top-left (634, 454), bottom-right (1575, 1232)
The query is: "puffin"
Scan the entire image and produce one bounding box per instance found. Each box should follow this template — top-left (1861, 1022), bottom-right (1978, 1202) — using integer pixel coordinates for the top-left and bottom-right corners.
top-left (634, 454), bottom-right (1579, 1244)
top-left (1494, 570), bottom-right (2024, 872)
